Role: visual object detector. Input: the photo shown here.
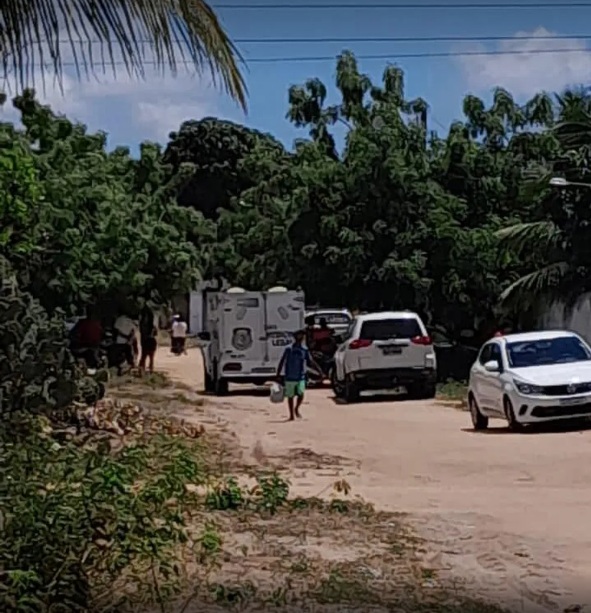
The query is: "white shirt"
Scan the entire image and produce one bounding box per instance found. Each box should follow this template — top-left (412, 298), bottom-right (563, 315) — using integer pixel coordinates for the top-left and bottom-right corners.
top-left (171, 320), bottom-right (188, 338)
top-left (114, 315), bottom-right (136, 344)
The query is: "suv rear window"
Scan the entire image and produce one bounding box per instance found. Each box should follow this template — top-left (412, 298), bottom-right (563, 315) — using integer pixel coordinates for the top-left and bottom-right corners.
top-left (359, 318), bottom-right (422, 341)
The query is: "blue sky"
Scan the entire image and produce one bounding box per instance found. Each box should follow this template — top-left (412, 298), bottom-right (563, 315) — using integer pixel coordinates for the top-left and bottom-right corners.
top-left (3, 1), bottom-right (591, 151)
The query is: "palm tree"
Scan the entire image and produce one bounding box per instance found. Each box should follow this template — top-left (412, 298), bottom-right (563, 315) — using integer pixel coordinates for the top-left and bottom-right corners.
top-left (496, 89), bottom-right (591, 311)
top-left (0, 0), bottom-right (246, 109)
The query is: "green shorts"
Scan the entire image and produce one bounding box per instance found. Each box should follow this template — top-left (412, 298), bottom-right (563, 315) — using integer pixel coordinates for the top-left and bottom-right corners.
top-left (284, 380), bottom-right (306, 398)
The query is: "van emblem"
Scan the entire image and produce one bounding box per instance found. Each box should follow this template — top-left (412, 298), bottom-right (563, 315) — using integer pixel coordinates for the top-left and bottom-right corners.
top-left (567, 383), bottom-right (577, 394)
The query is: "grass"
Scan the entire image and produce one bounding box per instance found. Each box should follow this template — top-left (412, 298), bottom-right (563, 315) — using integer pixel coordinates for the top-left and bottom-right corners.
top-left (436, 379), bottom-right (468, 410)
top-left (99, 373), bottom-right (508, 613)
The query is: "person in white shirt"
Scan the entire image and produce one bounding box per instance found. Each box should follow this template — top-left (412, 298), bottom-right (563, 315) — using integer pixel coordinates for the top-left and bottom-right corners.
top-left (113, 313), bottom-right (137, 368)
top-left (171, 314), bottom-right (188, 355)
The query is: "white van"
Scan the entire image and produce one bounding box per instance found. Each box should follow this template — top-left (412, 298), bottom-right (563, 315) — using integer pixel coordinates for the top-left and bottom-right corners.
top-left (200, 286), bottom-right (305, 395)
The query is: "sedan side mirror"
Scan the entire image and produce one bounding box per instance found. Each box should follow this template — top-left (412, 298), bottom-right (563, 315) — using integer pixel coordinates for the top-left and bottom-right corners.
top-left (483, 360), bottom-right (500, 373)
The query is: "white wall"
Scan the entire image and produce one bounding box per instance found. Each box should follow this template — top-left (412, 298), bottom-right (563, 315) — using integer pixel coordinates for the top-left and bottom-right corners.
top-left (540, 295), bottom-right (591, 344)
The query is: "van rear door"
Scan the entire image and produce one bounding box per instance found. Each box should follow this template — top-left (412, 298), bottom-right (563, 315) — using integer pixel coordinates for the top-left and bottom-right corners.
top-left (220, 292), bottom-right (266, 375)
top-left (265, 291), bottom-right (305, 363)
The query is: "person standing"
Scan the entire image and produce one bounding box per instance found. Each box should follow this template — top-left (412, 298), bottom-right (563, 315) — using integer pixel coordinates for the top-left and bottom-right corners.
top-left (276, 329), bottom-right (321, 421)
top-left (113, 311), bottom-right (136, 371)
top-left (138, 304), bottom-right (158, 375)
top-left (171, 314), bottom-right (188, 355)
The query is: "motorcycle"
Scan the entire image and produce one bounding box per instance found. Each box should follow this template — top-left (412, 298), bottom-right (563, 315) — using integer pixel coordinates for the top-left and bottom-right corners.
top-left (307, 350), bottom-right (335, 387)
top-left (101, 329), bottom-right (136, 375)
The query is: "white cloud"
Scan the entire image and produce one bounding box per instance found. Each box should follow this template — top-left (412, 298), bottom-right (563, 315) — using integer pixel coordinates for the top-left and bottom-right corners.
top-left (456, 27), bottom-right (591, 96)
top-left (0, 42), bottom-right (236, 143)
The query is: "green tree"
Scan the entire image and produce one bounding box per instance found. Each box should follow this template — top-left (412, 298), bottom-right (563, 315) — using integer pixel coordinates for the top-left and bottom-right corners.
top-left (497, 88), bottom-right (591, 312)
top-left (0, 91), bottom-right (210, 315)
top-left (164, 118), bottom-right (286, 219)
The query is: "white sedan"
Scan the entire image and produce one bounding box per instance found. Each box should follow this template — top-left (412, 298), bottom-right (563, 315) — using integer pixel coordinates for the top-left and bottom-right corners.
top-left (468, 330), bottom-right (591, 430)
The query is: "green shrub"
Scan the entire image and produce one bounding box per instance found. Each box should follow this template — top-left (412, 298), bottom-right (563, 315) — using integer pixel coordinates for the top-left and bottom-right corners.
top-left (0, 272), bottom-right (82, 419)
top-left (0, 429), bottom-right (204, 611)
top-left (0, 272), bottom-right (204, 611)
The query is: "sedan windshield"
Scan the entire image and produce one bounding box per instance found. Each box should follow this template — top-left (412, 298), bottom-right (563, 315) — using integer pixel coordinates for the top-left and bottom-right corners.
top-left (506, 337), bottom-right (591, 368)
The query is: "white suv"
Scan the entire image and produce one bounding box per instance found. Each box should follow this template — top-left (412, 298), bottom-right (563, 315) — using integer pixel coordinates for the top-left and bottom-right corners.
top-left (468, 330), bottom-right (591, 430)
top-left (331, 311), bottom-right (437, 403)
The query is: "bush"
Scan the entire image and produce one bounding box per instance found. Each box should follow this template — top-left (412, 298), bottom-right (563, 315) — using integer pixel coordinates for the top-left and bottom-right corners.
top-left (0, 270), bottom-right (80, 419)
top-left (0, 430), bottom-right (204, 611)
top-left (0, 271), bottom-right (205, 611)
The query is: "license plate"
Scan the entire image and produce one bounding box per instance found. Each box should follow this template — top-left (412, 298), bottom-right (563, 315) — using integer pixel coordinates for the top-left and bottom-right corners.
top-left (382, 347), bottom-right (402, 355)
top-left (560, 397), bottom-right (588, 406)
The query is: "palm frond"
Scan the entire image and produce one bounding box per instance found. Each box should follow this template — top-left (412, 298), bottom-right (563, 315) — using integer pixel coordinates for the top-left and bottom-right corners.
top-left (499, 262), bottom-right (569, 307)
top-left (496, 221), bottom-right (560, 257)
top-left (554, 119), bottom-right (591, 148)
top-left (0, 0), bottom-right (247, 109)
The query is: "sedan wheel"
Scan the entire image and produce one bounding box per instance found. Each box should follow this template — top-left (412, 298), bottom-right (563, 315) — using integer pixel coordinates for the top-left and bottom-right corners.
top-left (504, 397), bottom-right (522, 431)
top-left (469, 395), bottom-right (488, 430)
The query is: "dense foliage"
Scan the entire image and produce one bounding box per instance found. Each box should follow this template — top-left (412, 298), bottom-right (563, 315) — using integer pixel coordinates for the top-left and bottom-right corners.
top-left (0, 91), bottom-right (213, 317)
top-left (170, 52), bottom-right (591, 339)
top-left (3, 49), bottom-right (591, 611)
top-left (5, 52), bottom-right (589, 338)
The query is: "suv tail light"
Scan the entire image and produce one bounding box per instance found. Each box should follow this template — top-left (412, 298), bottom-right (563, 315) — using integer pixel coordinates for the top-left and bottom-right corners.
top-left (411, 335), bottom-right (432, 346)
top-left (349, 339), bottom-right (372, 350)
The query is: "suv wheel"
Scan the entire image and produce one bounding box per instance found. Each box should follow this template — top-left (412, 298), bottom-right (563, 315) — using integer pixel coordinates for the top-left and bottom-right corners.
top-left (343, 374), bottom-right (360, 403)
top-left (331, 368), bottom-right (345, 398)
top-left (408, 382), bottom-right (436, 400)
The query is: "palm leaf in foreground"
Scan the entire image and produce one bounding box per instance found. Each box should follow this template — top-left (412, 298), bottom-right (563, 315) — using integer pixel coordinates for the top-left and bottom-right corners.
top-left (0, 0), bottom-right (246, 109)
top-left (496, 221), bottom-right (561, 257)
top-left (499, 262), bottom-right (569, 308)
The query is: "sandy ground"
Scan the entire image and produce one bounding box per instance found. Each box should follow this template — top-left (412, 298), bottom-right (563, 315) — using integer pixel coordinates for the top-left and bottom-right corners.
top-left (157, 348), bottom-right (591, 613)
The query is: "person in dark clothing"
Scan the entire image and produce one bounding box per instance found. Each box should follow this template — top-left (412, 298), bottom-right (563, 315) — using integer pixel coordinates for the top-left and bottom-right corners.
top-left (312, 317), bottom-right (336, 355)
top-left (138, 305), bottom-right (158, 375)
top-left (304, 315), bottom-right (316, 350)
top-left (71, 306), bottom-right (103, 368)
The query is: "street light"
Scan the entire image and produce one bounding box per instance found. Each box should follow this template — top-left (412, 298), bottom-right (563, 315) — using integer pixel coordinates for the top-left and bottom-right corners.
top-left (549, 177), bottom-right (591, 189)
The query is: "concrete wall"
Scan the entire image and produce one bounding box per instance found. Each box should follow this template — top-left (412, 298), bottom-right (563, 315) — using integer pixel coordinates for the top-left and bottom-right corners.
top-left (539, 295), bottom-right (591, 344)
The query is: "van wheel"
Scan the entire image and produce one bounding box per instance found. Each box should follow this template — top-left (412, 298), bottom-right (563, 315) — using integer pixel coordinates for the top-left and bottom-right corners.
top-left (213, 361), bottom-right (228, 396)
top-left (215, 377), bottom-right (229, 396)
top-left (204, 370), bottom-right (214, 393)
top-left (343, 374), bottom-right (360, 404)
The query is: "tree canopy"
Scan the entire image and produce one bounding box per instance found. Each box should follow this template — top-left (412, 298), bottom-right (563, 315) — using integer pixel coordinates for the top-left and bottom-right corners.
top-left (0, 90), bottom-right (213, 317)
top-left (3, 50), bottom-right (591, 340)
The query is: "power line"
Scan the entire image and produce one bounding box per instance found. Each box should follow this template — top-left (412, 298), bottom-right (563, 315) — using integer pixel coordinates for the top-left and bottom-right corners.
top-left (47, 33), bottom-right (591, 45)
top-left (246, 47), bottom-right (591, 62)
top-left (21, 47), bottom-right (591, 68)
top-left (214, 2), bottom-right (591, 9)
top-left (234, 34), bottom-right (591, 44)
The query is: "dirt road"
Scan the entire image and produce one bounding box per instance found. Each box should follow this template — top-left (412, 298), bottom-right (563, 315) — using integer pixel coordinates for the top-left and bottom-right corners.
top-left (159, 349), bottom-right (591, 613)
